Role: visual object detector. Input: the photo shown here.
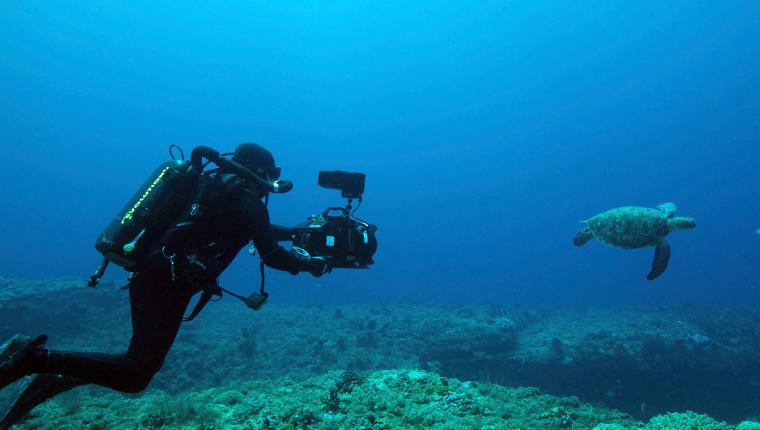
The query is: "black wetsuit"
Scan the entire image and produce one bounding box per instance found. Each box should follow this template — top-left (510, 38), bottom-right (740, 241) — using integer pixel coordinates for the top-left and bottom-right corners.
top-left (31, 173), bottom-right (306, 393)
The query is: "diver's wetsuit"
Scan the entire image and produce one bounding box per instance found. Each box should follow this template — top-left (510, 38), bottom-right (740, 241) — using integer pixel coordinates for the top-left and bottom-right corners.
top-left (29, 173), bottom-right (305, 393)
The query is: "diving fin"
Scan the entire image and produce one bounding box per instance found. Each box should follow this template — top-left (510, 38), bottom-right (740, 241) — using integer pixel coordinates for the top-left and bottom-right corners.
top-left (0, 335), bottom-right (47, 391)
top-left (0, 374), bottom-right (84, 430)
top-left (0, 336), bottom-right (33, 364)
top-left (0, 376), bottom-right (34, 430)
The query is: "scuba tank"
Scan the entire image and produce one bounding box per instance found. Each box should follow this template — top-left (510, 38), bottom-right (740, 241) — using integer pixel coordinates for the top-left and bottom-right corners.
top-left (87, 145), bottom-right (293, 287)
top-left (94, 159), bottom-right (198, 271)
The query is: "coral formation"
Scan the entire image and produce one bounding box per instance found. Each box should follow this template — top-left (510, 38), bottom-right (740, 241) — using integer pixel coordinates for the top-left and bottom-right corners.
top-left (645, 411), bottom-right (730, 430)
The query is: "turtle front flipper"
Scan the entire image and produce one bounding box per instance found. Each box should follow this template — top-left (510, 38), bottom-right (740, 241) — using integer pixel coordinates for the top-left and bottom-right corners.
top-left (656, 202), bottom-right (677, 218)
top-left (647, 240), bottom-right (671, 280)
top-left (574, 227), bottom-right (594, 246)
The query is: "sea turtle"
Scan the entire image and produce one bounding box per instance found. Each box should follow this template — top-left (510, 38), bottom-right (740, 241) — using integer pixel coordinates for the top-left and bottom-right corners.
top-left (574, 202), bottom-right (696, 280)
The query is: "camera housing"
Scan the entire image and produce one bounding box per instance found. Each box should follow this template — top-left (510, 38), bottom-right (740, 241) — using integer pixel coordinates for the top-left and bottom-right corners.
top-left (290, 171), bottom-right (377, 269)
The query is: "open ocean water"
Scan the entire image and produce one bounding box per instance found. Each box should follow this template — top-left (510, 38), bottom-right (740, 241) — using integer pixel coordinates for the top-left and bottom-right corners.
top-left (1, 2), bottom-right (760, 429)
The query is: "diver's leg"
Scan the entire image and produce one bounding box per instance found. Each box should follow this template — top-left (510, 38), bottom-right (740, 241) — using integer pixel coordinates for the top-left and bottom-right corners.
top-left (36, 274), bottom-right (198, 393)
top-left (0, 274), bottom-right (197, 427)
top-left (271, 224), bottom-right (295, 241)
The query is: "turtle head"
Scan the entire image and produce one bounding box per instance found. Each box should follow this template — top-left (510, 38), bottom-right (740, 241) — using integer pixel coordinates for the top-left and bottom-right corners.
top-left (668, 216), bottom-right (696, 232)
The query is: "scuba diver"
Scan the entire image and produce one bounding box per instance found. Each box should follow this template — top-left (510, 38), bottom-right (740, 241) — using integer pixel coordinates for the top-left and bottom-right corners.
top-left (0, 143), bottom-right (331, 428)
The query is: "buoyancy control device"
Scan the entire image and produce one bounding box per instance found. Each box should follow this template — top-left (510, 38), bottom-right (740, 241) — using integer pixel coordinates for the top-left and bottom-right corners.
top-left (87, 145), bottom-right (293, 288)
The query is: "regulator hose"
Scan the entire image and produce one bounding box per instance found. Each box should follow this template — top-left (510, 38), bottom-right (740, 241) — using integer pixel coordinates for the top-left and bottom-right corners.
top-left (190, 146), bottom-right (293, 194)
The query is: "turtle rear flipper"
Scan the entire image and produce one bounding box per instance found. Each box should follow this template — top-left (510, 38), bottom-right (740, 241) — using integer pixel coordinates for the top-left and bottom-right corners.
top-left (574, 227), bottom-right (594, 246)
top-left (647, 240), bottom-right (671, 280)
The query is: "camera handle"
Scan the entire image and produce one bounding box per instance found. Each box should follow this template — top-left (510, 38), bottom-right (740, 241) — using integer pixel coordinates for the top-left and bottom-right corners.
top-left (323, 206), bottom-right (349, 217)
top-left (322, 197), bottom-right (362, 218)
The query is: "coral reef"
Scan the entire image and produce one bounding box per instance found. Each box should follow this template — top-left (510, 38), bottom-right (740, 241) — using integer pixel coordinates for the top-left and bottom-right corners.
top-left (11, 370), bottom-right (760, 430)
top-left (2, 277), bottom-right (760, 425)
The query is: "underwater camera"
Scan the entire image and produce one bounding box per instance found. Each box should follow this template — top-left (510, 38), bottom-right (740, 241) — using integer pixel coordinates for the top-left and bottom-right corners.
top-left (290, 171), bottom-right (378, 269)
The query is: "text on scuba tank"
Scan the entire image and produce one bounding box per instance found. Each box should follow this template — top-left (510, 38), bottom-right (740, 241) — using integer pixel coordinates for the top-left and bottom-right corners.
top-left (121, 166), bottom-right (172, 225)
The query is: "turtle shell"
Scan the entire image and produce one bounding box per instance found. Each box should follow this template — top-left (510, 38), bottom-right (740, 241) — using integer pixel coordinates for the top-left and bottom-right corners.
top-left (587, 206), bottom-right (669, 249)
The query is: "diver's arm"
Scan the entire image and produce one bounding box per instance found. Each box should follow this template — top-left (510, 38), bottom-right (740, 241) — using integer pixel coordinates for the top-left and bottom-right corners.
top-left (271, 224), bottom-right (295, 242)
top-left (237, 189), bottom-right (310, 274)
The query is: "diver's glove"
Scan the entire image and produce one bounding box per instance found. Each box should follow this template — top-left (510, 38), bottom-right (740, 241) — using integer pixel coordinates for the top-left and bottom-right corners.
top-left (289, 247), bottom-right (331, 277)
top-left (308, 256), bottom-right (331, 278)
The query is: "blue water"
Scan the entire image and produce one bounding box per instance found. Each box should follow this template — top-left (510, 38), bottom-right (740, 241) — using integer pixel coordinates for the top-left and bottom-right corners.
top-left (1, 1), bottom-right (759, 307)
